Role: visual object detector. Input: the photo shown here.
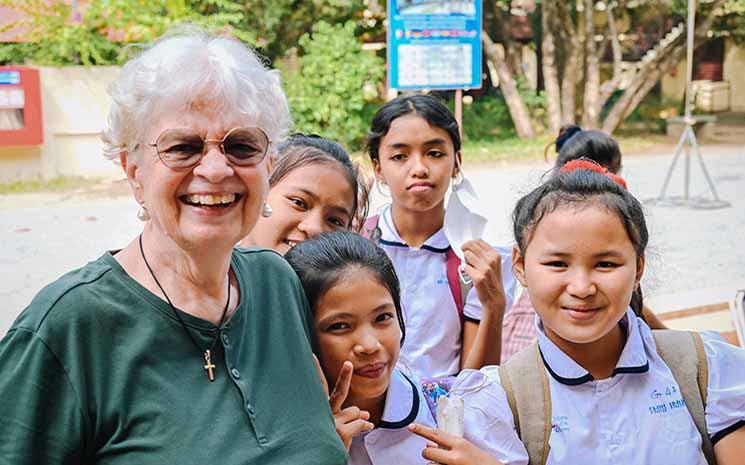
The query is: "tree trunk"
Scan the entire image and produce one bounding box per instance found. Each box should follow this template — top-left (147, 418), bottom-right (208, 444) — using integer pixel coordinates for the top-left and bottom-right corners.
top-left (601, 0), bottom-right (727, 133)
top-left (506, 41), bottom-right (528, 84)
top-left (482, 31), bottom-right (535, 139)
top-left (557, 0), bottom-right (580, 125)
top-left (582, 0), bottom-right (600, 128)
top-left (598, 5), bottom-right (623, 109)
top-left (541, 1), bottom-right (562, 135)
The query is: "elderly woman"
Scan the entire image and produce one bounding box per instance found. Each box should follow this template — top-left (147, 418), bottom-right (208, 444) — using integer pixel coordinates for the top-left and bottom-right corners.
top-left (0, 27), bottom-right (346, 464)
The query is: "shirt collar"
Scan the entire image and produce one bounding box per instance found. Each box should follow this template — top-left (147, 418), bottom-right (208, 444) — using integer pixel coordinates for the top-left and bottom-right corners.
top-left (378, 369), bottom-right (420, 429)
top-left (536, 307), bottom-right (650, 386)
top-left (378, 205), bottom-right (450, 253)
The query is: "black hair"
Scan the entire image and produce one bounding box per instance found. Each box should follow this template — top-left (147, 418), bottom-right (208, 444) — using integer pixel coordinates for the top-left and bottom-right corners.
top-left (271, 134), bottom-right (369, 230)
top-left (285, 231), bottom-right (406, 345)
top-left (549, 125), bottom-right (623, 175)
top-left (512, 168), bottom-right (648, 311)
top-left (366, 94), bottom-right (461, 163)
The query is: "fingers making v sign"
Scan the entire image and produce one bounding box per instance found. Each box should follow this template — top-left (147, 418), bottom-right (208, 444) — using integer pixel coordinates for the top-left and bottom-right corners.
top-left (314, 357), bottom-right (374, 450)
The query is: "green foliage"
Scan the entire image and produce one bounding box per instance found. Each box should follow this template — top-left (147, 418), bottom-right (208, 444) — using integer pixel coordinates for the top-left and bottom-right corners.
top-left (0, 0), bottom-right (251, 65)
top-left (460, 87), bottom-right (547, 143)
top-left (0, 0), bottom-right (368, 66)
top-left (461, 95), bottom-right (516, 140)
top-left (669, 0), bottom-right (745, 43)
top-left (234, 0), bottom-right (366, 60)
top-left (284, 21), bottom-right (384, 150)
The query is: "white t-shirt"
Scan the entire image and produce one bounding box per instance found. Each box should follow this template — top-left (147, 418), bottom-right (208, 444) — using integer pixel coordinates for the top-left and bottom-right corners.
top-left (452, 308), bottom-right (745, 465)
top-left (348, 369), bottom-right (436, 465)
top-left (377, 205), bottom-right (516, 378)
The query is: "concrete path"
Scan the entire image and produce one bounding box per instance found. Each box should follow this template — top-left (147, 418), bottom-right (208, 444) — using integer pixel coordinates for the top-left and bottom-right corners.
top-left (2, 144), bottom-right (744, 335)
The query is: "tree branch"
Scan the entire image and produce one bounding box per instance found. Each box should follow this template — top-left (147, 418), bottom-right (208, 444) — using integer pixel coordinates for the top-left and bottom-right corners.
top-left (599, 5), bottom-right (623, 108)
top-left (601, 0), bottom-right (728, 133)
top-left (482, 30), bottom-right (535, 138)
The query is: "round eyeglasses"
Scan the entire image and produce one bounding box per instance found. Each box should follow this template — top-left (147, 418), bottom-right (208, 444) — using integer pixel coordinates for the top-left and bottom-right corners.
top-left (148, 127), bottom-right (271, 169)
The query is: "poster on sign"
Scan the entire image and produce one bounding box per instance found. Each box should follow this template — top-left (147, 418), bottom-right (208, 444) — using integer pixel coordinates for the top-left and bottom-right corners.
top-left (387, 0), bottom-right (482, 91)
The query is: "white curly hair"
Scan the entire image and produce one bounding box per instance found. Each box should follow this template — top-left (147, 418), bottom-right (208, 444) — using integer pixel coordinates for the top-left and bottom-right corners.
top-left (102, 24), bottom-right (291, 162)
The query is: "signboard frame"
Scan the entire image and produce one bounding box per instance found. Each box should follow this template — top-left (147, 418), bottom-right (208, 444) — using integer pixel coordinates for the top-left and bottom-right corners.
top-left (387, 0), bottom-right (483, 91)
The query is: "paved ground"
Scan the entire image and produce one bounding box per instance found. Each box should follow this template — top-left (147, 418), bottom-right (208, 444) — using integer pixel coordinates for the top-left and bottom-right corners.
top-left (2, 144), bottom-right (744, 335)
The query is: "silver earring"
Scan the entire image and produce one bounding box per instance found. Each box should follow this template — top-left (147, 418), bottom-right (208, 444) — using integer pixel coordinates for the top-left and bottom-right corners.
top-left (261, 203), bottom-right (273, 218)
top-left (452, 171), bottom-right (464, 188)
top-left (137, 204), bottom-right (150, 222)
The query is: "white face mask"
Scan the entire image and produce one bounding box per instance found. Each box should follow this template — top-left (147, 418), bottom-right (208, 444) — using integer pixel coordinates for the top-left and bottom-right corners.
top-left (443, 175), bottom-right (487, 280)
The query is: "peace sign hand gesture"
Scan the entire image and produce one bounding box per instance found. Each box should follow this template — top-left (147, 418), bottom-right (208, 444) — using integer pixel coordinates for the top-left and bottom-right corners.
top-left (314, 357), bottom-right (374, 450)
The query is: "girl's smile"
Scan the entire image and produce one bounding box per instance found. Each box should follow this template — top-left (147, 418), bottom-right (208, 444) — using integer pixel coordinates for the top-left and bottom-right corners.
top-left (515, 203), bottom-right (644, 352)
top-left (314, 267), bottom-right (402, 411)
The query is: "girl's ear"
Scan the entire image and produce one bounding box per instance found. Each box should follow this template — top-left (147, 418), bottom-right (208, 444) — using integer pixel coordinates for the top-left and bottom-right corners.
top-left (452, 150), bottom-right (463, 178)
top-left (372, 158), bottom-right (385, 184)
top-left (634, 255), bottom-right (646, 288)
top-left (512, 244), bottom-right (527, 287)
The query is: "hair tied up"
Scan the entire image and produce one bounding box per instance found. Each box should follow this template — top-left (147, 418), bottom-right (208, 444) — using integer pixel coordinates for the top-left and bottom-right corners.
top-left (555, 125), bottom-right (583, 152)
top-left (559, 158), bottom-right (628, 189)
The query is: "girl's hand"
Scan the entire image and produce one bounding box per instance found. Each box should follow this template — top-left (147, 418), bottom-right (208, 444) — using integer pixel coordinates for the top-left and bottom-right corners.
top-left (461, 239), bottom-right (506, 317)
top-left (315, 357), bottom-right (374, 450)
top-left (409, 423), bottom-right (505, 465)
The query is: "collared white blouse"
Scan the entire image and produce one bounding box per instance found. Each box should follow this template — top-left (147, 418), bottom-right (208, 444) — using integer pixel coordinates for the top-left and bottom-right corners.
top-left (452, 308), bottom-right (745, 465)
top-left (377, 205), bottom-right (516, 378)
top-left (348, 369), bottom-right (436, 465)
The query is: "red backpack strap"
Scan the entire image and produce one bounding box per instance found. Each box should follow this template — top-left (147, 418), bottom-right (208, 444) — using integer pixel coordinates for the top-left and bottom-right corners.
top-left (446, 248), bottom-right (465, 324)
top-left (361, 215), bottom-right (381, 244)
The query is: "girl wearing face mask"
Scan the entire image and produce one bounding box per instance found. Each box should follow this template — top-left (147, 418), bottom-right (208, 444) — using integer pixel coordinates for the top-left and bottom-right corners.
top-left (286, 231), bottom-right (503, 465)
top-left (241, 134), bottom-right (367, 254)
top-left (363, 94), bottom-right (515, 378)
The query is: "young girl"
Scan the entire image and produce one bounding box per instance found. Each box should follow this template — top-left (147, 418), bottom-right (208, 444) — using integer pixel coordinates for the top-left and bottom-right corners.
top-left (241, 134), bottom-right (367, 254)
top-left (285, 231), bottom-right (502, 465)
top-left (418, 161), bottom-right (745, 464)
top-left (365, 94), bottom-right (515, 378)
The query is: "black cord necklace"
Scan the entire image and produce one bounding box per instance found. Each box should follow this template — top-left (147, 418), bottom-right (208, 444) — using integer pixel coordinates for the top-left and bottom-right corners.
top-left (138, 234), bottom-right (230, 382)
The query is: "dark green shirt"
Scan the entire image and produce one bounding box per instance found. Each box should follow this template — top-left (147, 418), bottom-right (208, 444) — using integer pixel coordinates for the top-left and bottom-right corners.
top-left (0, 248), bottom-right (347, 465)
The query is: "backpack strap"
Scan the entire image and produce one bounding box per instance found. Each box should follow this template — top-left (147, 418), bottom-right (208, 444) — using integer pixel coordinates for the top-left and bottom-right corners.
top-left (445, 248), bottom-right (467, 324)
top-left (498, 341), bottom-right (551, 465)
top-left (361, 214), bottom-right (381, 244)
top-left (653, 330), bottom-right (716, 465)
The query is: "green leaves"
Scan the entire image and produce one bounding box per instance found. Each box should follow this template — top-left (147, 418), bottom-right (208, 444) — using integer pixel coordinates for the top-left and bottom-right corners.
top-left (284, 20), bottom-right (384, 150)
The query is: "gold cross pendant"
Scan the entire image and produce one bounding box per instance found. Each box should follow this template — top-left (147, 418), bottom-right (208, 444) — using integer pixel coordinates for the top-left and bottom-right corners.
top-left (204, 349), bottom-right (216, 382)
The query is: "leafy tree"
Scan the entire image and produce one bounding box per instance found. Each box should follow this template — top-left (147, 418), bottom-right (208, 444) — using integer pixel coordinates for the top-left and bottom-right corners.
top-left (0, 0), bottom-right (367, 65)
top-left (284, 21), bottom-right (384, 149)
top-left (0, 0), bottom-right (248, 65)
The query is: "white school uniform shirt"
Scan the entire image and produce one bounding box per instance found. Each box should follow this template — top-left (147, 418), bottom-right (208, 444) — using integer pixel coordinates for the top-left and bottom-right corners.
top-left (348, 369), bottom-right (436, 465)
top-left (452, 308), bottom-right (745, 465)
top-left (377, 205), bottom-right (516, 378)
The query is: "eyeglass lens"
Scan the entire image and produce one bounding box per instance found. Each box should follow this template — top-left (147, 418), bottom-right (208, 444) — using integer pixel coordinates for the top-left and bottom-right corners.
top-left (155, 128), bottom-right (269, 168)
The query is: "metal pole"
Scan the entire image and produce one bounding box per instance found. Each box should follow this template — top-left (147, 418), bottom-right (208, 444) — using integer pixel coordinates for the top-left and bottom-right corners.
top-left (683, 0), bottom-right (695, 201)
top-left (684, 0), bottom-right (696, 122)
top-left (454, 89), bottom-right (463, 137)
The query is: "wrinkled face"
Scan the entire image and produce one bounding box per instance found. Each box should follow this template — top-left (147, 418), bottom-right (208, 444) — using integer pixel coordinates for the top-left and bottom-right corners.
top-left (315, 267), bottom-right (401, 408)
top-left (126, 108), bottom-right (271, 252)
top-left (246, 162), bottom-right (355, 255)
top-left (374, 114), bottom-right (459, 213)
top-left (514, 204), bottom-right (643, 348)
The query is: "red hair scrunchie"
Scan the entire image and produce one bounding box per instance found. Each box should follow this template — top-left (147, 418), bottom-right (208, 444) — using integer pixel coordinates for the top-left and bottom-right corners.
top-left (559, 159), bottom-right (628, 189)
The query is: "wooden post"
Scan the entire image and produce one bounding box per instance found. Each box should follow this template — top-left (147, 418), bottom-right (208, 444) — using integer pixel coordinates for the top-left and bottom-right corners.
top-left (455, 89), bottom-right (463, 137)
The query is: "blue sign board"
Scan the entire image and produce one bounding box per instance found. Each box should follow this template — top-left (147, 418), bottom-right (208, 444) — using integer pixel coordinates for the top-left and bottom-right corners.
top-left (0, 71), bottom-right (21, 86)
top-left (387, 0), bottom-right (482, 90)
